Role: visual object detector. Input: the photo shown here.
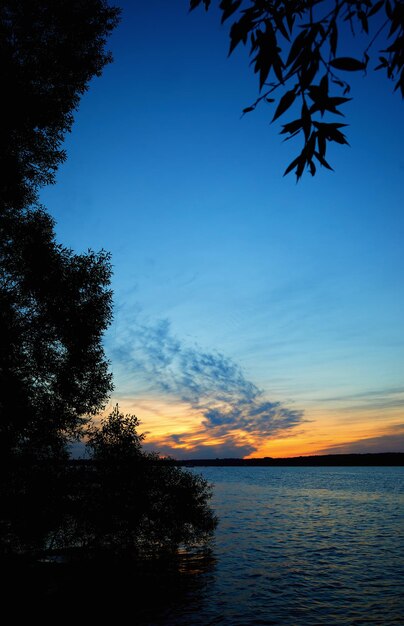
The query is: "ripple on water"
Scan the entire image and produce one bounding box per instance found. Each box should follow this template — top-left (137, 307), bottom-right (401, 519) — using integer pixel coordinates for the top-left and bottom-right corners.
top-left (151, 467), bottom-right (404, 626)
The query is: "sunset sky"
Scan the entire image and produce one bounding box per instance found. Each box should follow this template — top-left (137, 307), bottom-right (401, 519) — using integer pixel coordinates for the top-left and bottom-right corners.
top-left (40, 1), bottom-right (404, 458)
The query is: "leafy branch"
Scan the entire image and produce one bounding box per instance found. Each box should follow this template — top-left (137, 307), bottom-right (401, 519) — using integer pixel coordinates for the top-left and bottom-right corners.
top-left (190, 0), bottom-right (404, 179)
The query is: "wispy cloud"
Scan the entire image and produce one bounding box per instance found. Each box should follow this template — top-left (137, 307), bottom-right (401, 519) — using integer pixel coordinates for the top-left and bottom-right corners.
top-left (313, 424), bottom-right (404, 455)
top-left (317, 386), bottom-right (404, 412)
top-left (108, 315), bottom-right (305, 457)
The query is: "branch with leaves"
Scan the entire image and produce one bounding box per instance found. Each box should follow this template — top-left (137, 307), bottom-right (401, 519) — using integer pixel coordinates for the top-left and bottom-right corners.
top-left (190, 0), bottom-right (404, 179)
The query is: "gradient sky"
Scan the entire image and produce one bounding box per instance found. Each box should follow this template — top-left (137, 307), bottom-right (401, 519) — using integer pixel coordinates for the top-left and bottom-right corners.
top-left (40, 1), bottom-right (404, 458)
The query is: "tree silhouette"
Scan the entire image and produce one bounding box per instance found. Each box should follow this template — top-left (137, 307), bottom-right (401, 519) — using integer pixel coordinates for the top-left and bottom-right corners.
top-left (0, 0), bottom-right (120, 210)
top-left (1, 0), bottom-right (119, 561)
top-left (0, 0), bottom-right (118, 459)
top-left (72, 406), bottom-right (218, 556)
top-left (87, 405), bottom-right (145, 463)
top-left (1, 2), bottom-right (217, 567)
top-left (190, 0), bottom-right (404, 179)
top-left (0, 208), bottom-right (113, 461)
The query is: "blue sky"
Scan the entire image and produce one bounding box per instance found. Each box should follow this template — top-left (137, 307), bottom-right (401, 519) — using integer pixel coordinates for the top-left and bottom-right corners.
top-left (41, 1), bottom-right (404, 457)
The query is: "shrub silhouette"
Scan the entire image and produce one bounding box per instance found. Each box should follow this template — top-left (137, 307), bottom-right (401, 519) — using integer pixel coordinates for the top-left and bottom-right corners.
top-left (75, 406), bottom-right (218, 557)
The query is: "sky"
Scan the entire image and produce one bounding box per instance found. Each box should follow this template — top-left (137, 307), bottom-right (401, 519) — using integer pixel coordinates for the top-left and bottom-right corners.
top-left (40, 1), bottom-right (404, 458)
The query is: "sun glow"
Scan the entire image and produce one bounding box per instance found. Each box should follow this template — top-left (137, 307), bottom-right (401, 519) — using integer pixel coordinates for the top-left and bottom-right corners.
top-left (106, 395), bottom-right (404, 459)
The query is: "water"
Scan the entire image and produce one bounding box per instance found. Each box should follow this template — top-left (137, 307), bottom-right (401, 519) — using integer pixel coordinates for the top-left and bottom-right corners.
top-left (158, 466), bottom-right (404, 625)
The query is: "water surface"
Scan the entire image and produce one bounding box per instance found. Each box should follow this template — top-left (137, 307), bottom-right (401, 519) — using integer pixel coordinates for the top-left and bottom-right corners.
top-left (161, 466), bottom-right (404, 625)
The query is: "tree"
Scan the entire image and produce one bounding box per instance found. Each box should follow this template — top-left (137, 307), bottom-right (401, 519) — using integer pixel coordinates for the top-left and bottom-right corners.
top-left (190, 0), bottom-right (404, 179)
top-left (83, 406), bottom-right (217, 555)
top-left (0, 1), bottom-right (217, 566)
top-left (36, 406), bottom-right (218, 559)
top-left (0, 0), bottom-right (120, 210)
top-left (0, 0), bottom-right (119, 458)
top-left (0, 208), bottom-right (113, 460)
top-left (0, 207), bottom-right (113, 558)
top-left (0, 0), bottom-right (118, 560)
top-left (87, 404), bottom-right (145, 464)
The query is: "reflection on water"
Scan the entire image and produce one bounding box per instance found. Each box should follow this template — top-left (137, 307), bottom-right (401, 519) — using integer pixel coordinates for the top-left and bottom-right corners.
top-left (8, 467), bottom-right (403, 624)
top-left (162, 466), bottom-right (404, 625)
top-left (5, 546), bottom-right (216, 622)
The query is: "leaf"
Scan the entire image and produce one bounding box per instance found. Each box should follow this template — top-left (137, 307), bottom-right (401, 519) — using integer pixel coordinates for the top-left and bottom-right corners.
top-left (309, 93), bottom-right (351, 116)
top-left (320, 73), bottom-right (329, 94)
top-left (220, 0), bottom-right (242, 24)
top-left (313, 122), bottom-right (349, 145)
top-left (317, 132), bottom-right (326, 158)
top-left (189, 0), bottom-right (211, 10)
top-left (286, 30), bottom-right (307, 67)
top-left (273, 11), bottom-right (290, 41)
top-left (368, 0), bottom-right (384, 18)
top-left (272, 89), bottom-right (296, 122)
top-left (331, 130), bottom-right (349, 144)
top-left (313, 122), bottom-right (348, 131)
top-left (250, 28), bottom-right (279, 89)
top-left (331, 76), bottom-right (346, 88)
top-left (306, 132), bottom-right (316, 161)
top-left (329, 57), bottom-right (366, 71)
top-left (241, 106), bottom-right (255, 116)
top-left (282, 129), bottom-right (301, 142)
top-left (283, 155), bottom-right (301, 177)
top-left (314, 151), bottom-right (333, 171)
top-left (300, 55), bottom-right (320, 90)
top-left (330, 23), bottom-right (338, 58)
top-left (329, 96), bottom-right (352, 107)
top-left (296, 155), bottom-right (305, 180)
top-left (376, 55), bottom-right (388, 68)
top-left (286, 12), bottom-right (295, 35)
top-left (399, 69), bottom-right (404, 98)
top-left (393, 66), bottom-right (404, 97)
top-left (273, 55), bottom-right (284, 84)
top-left (358, 11), bottom-right (369, 34)
top-left (258, 57), bottom-right (272, 89)
top-left (389, 15), bottom-right (401, 37)
top-left (229, 17), bottom-right (250, 54)
top-left (364, 52), bottom-right (370, 68)
top-left (280, 118), bottom-right (303, 135)
top-left (301, 101), bottom-right (311, 140)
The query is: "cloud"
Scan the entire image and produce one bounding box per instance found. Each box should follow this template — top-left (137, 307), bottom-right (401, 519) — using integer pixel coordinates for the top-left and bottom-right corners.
top-left (317, 386), bottom-right (404, 412)
top-left (144, 438), bottom-right (256, 460)
top-left (313, 425), bottom-right (404, 455)
top-left (109, 315), bottom-right (305, 457)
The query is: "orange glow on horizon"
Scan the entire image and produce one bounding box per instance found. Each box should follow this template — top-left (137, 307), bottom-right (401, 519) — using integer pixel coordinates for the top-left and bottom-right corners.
top-left (105, 395), bottom-right (404, 458)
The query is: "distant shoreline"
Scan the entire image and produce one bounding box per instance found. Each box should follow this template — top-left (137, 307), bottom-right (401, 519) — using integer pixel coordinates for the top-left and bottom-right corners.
top-left (173, 452), bottom-right (404, 467)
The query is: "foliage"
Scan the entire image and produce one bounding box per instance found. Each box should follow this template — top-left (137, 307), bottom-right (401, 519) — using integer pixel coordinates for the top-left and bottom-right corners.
top-left (0, 0), bottom-right (119, 459)
top-left (1, 407), bottom-right (217, 560)
top-left (190, 0), bottom-right (404, 179)
top-left (0, 458), bottom-right (70, 557)
top-left (73, 406), bottom-right (218, 556)
top-left (0, 207), bottom-right (113, 460)
top-left (0, 0), bottom-right (117, 561)
top-left (0, 0), bottom-right (120, 209)
top-left (0, 408), bottom-right (216, 559)
top-left (87, 404), bottom-right (145, 463)
top-left (0, 2), bottom-right (218, 566)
